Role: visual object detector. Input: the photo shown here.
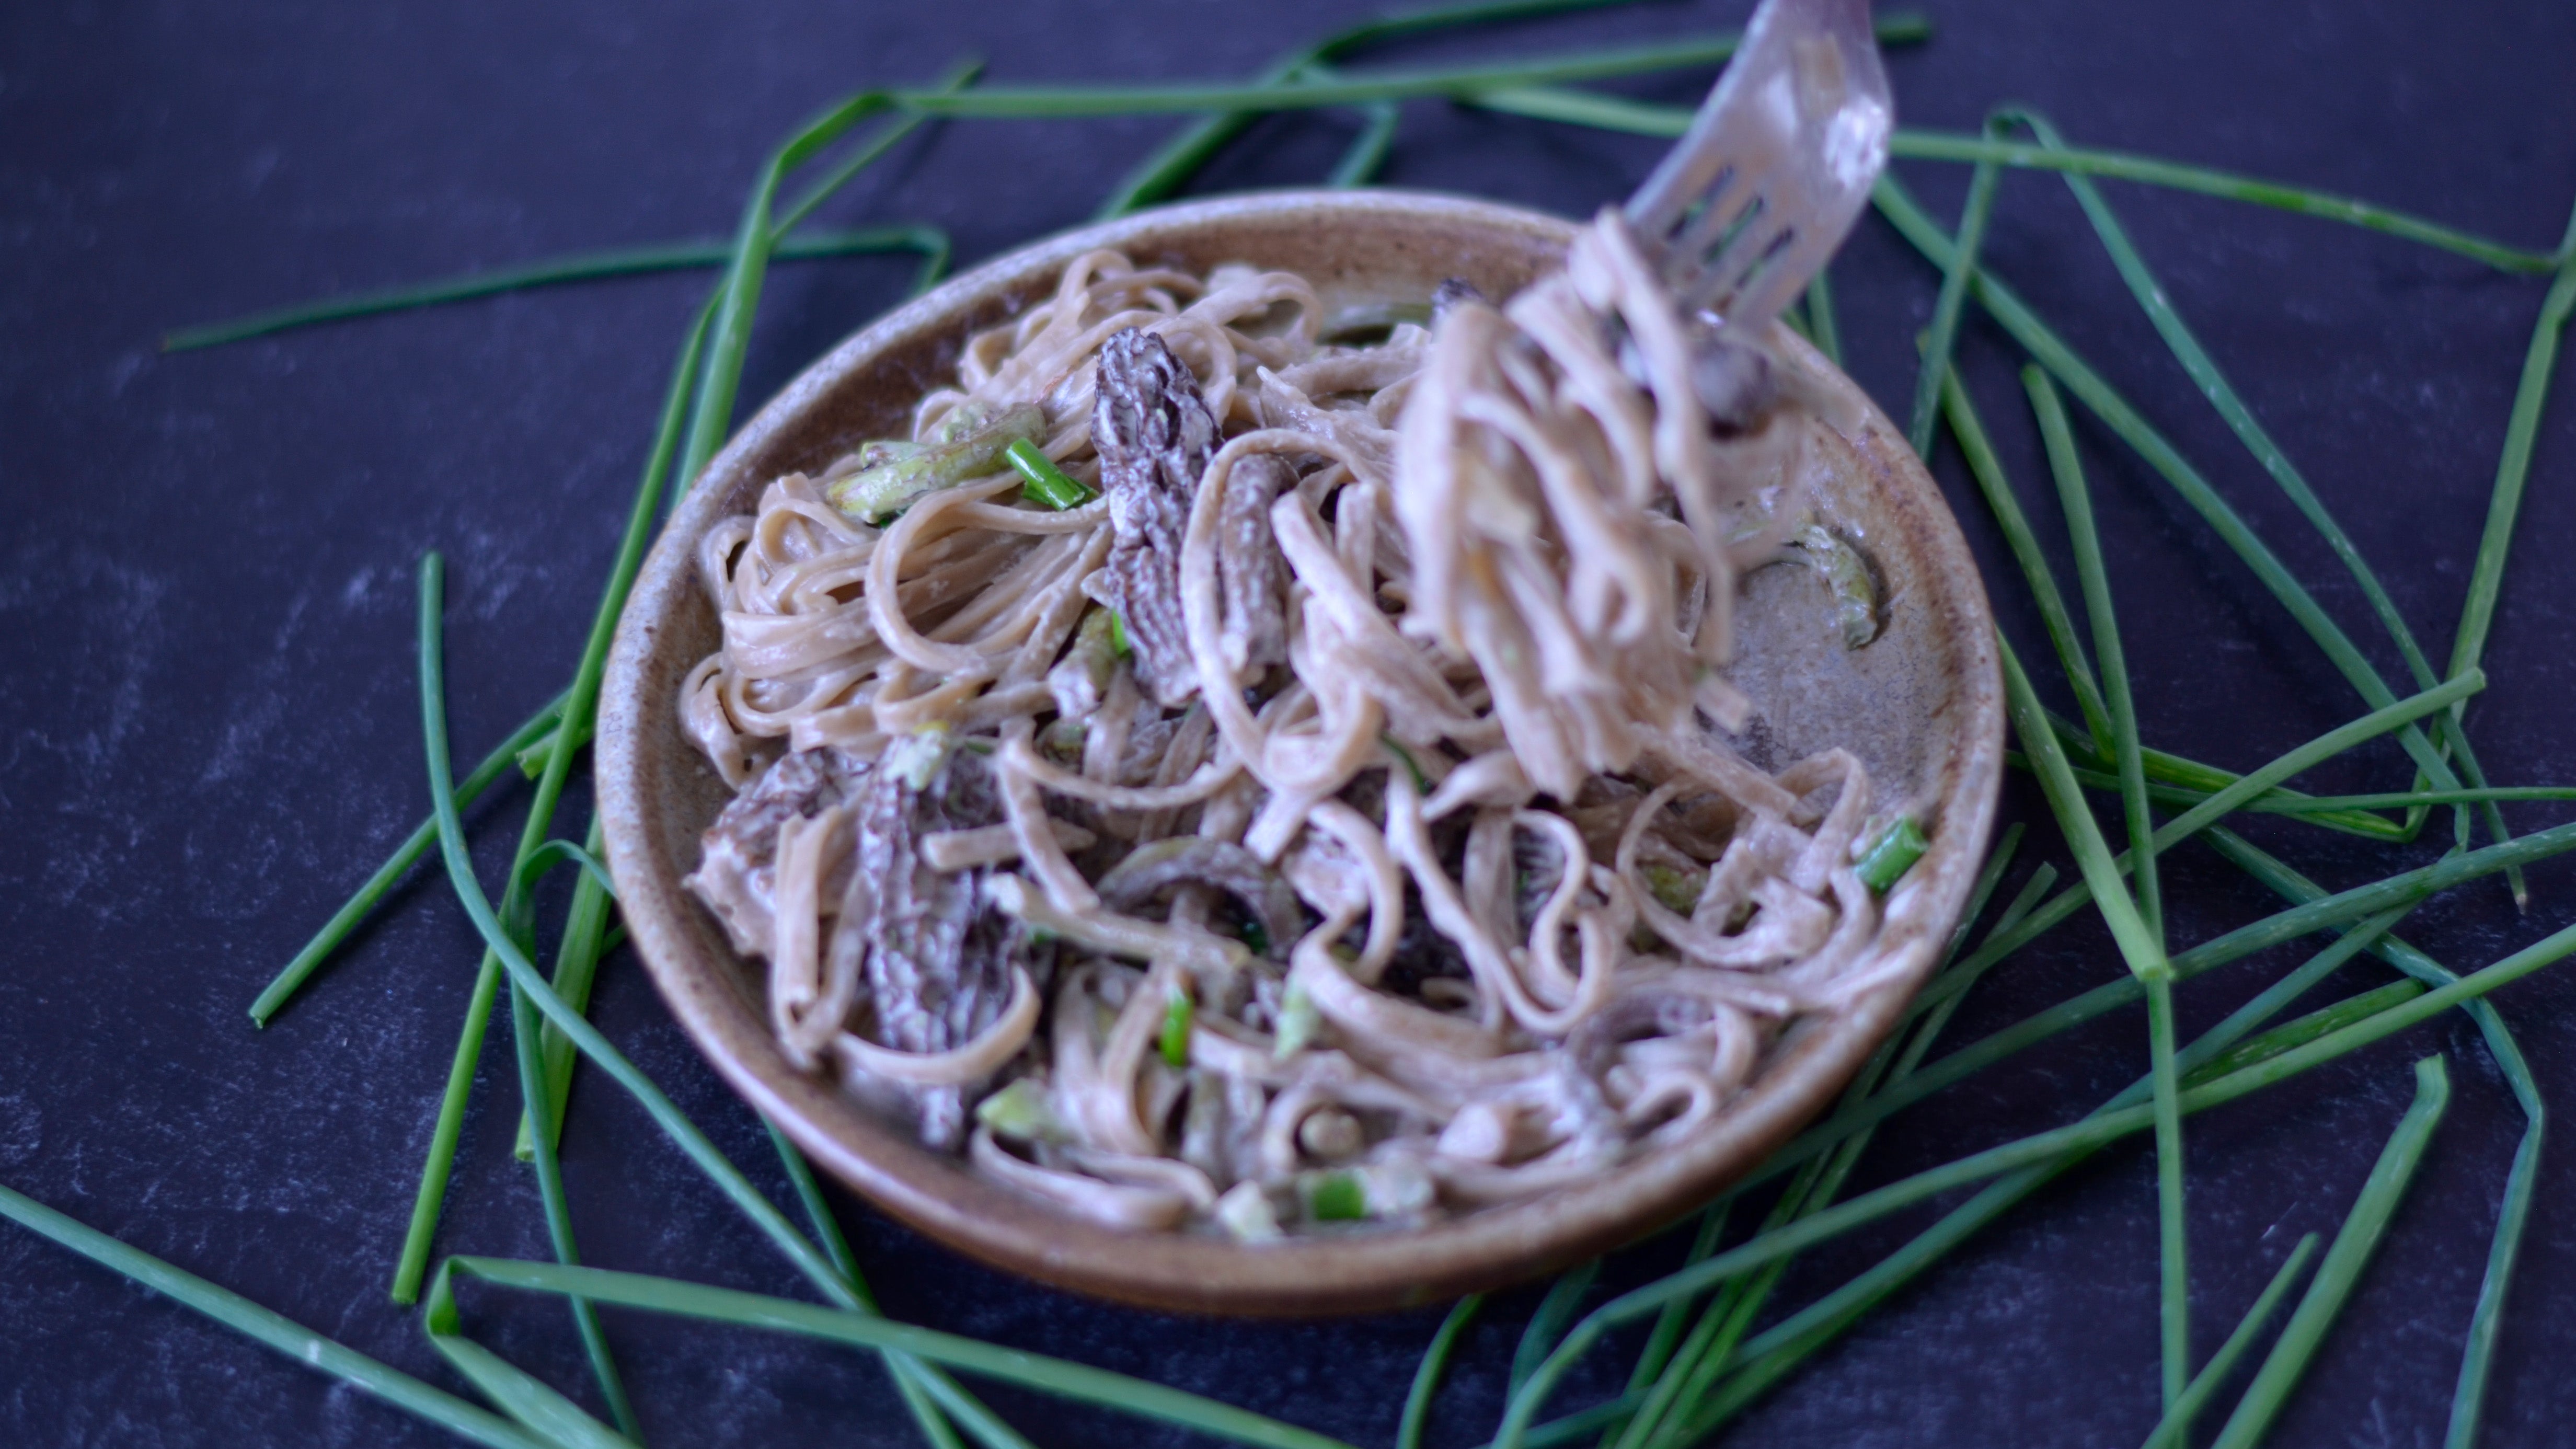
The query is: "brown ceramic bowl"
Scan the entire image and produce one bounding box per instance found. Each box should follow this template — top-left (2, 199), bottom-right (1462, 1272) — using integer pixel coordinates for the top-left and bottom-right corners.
top-left (597, 190), bottom-right (2004, 1316)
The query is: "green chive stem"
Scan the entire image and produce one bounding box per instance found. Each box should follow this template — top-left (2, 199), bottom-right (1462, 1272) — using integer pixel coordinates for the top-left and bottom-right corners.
top-left (1671, 906), bottom-right (2414, 1441)
top-left (2208, 1058), bottom-right (2452, 1449)
top-left (1497, 924), bottom-right (2576, 1449)
top-left (1940, 370), bottom-right (2112, 746)
top-left (1512, 1263), bottom-right (1601, 1396)
top-left (2138, 1235), bottom-right (2321, 1449)
top-left (1401, 1294), bottom-right (1487, 1449)
top-left (416, 555), bottom-right (1024, 1449)
top-left (2445, 193), bottom-right (2576, 712)
top-left (1906, 116), bottom-right (2008, 456)
top-left (2201, 829), bottom-right (2544, 1449)
top-left (0, 1181), bottom-right (553, 1449)
top-left (247, 691), bottom-right (565, 1025)
top-left (164, 227), bottom-right (948, 353)
top-left (1458, 88), bottom-right (2553, 273)
top-left (428, 1256), bottom-right (1360, 1449)
top-left (1999, 107), bottom-right (2518, 892)
top-left (1095, 0), bottom-right (1671, 218)
top-left (1877, 174), bottom-right (2474, 808)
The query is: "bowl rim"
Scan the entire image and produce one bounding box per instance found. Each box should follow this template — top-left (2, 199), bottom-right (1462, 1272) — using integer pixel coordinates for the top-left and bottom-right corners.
top-left (597, 187), bottom-right (2004, 1316)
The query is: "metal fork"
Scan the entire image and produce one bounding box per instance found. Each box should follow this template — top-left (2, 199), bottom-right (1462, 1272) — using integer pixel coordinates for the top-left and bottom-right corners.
top-left (1625, 0), bottom-right (1892, 333)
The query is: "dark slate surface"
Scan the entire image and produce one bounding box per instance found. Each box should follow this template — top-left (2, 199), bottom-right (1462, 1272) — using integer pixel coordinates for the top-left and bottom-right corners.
top-left (5, 1), bottom-right (2575, 1445)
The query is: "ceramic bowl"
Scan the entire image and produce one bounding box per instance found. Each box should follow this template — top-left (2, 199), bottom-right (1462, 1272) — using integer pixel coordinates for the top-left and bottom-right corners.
top-left (597, 190), bottom-right (2003, 1315)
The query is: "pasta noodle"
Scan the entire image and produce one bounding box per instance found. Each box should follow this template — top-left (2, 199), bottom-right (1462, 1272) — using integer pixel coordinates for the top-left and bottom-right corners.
top-left (680, 210), bottom-right (1917, 1235)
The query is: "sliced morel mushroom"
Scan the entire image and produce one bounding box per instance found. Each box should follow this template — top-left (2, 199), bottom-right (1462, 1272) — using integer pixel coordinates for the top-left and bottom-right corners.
top-left (1090, 327), bottom-right (1215, 707)
top-left (841, 737), bottom-right (1049, 1149)
top-left (685, 744), bottom-right (870, 957)
top-left (1216, 453), bottom-right (1294, 673)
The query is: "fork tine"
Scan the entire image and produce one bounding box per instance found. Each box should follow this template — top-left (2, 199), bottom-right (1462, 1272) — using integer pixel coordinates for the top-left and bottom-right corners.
top-left (1625, 0), bottom-right (1890, 329)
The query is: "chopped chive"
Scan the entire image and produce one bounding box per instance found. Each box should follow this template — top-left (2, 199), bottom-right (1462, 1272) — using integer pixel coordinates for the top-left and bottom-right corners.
top-left (2140, 1234), bottom-right (2321, 1449)
top-left (2210, 1058), bottom-right (2452, 1449)
top-left (1400, 1294), bottom-right (1485, 1449)
top-left (1854, 817), bottom-right (1928, 893)
top-left (1159, 988), bottom-right (1194, 1069)
top-left (1308, 1172), bottom-right (1368, 1222)
top-left (1005, 437), bottom-right (1097, 509)
top-left (1107, 610), bottom-right (1132, 659)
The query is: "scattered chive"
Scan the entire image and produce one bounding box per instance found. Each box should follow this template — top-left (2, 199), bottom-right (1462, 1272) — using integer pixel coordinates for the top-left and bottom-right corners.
top-left (247, 689), bottom-right (565, 1025)
top-left (162, 227), bottom-right (949, 353)
top-left (1107, 609), bottom-right (1132, 659)
top-left (2210, 1058), bottom-right (2452, 1449)
top-left (416, 554), bottom-right (1024, 1449)
top-left (2140, 1234), bottom-right (2322, 1449)
top-left (0, 1181), bottom-right (553, 1449)
top-left (1491, 923), bottom-right (2576, 1449)
top-left (1854, 816), bottom-right (1928, 893)
top-left (1094, 0), bottom-right (1674, 219)
top-left (1462, 89), bottom-right (2552, 273)
top-left (1512, 1263), bottom-right (1601, 1397)
top-left (1005, 436), bottom-right (1097, 509)
top-left (1905, 114), bottom-right (2009, 456)
top-left (1879, 175), bottom-right (2475, 808)
top-left (1400, 1294), bottom-right (1485, 1449)
top-left (2000, 107), bottom-right (2520, 892)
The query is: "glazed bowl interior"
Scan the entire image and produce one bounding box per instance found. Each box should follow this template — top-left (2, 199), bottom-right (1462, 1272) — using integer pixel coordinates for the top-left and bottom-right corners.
top-left (598, 190), bottom-right (2003, 1315)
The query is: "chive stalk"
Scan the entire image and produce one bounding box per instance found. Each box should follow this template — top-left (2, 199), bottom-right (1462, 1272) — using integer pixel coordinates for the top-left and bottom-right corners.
top-left (1401, 1294), bottom-right (1486, 1449)
top-left (1494, 930), bottom-right (2576, 1449)
top-left (1905, 115), bottom-right (2008, 456)
top-left (247, 689), bottom-right (565, 1025)
top-left (1096, 0), bottom-right (1674, 218)
top-left (163, 227), bottom-right (948, 352)
top-left (1877, 175), bottom-right (2476, 811)
top-left (2203, 829), bottom-right (2545, 1449)
top-left (2209, 1058), bottom-right (2452, 1449)
top-left (0, 1182), bottom-right (553, 1449)
top-left (2139, 1235), bottom-right (2321, 1449)
top-left (2445, 195), bottom-right (2576, 706)
top-left (416, 553), bottom-right (1025, 1449)
top-left (2000, 108), bottom-right (2518, 888)
top-left (1460, 88), bottom-right (2554, 273)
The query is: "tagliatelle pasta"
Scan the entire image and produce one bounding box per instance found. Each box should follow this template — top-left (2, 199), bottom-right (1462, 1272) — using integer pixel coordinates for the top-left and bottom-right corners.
top-left (678, 210), bottom-right (1920, 1236)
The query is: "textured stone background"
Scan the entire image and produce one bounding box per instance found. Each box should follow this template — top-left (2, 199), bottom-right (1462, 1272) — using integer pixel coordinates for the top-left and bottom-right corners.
top-left (5, 1), bottom-right (2575, 1444)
